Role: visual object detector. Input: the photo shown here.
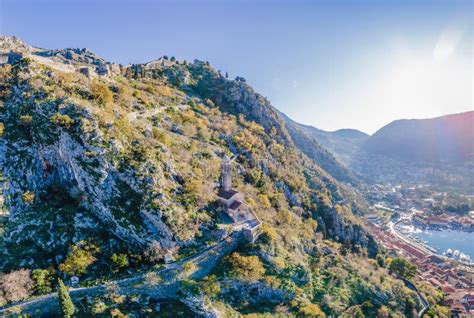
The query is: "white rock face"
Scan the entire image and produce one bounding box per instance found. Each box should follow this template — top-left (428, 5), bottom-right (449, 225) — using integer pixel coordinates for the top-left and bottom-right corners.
top-left (0, 75), bottom-right (178, 266)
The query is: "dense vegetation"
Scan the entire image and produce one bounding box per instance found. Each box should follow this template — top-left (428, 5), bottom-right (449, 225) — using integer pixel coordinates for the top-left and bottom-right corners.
top-left (0, 39), bottom-right (444, 317)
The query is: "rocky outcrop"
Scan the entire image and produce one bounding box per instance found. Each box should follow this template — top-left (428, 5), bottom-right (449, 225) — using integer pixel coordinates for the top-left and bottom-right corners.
top-left (0, 65), bottom-right (174, 269)
top-left (181, 295), bottom-right (221, 318)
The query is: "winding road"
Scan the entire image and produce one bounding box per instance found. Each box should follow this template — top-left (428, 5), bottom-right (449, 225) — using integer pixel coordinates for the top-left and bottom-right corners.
top-left (0, 219), bottom-right (259, 317)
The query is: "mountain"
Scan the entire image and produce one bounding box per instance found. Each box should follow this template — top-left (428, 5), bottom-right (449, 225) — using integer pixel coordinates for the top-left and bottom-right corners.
top-left (0, 36), bottom-right (424, 317)
top-left (350, 112), bottom-right (474, 188)
top-left (363, 111), bottom-right (474, 163)
top-left (281, 112), bottom-right (369, 167)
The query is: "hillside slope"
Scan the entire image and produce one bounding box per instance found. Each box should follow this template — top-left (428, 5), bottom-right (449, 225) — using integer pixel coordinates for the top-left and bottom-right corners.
top-left (0, 36), bottom-right (427, 317)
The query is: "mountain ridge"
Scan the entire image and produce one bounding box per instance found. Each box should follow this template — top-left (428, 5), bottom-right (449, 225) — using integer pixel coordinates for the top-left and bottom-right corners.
top-left (364, 110), bottom-right (474, 163)
top-left (280, 112), bottom-right (369, 167)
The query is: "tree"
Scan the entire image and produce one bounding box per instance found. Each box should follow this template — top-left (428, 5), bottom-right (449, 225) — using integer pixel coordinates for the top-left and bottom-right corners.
top-left (20, 115), bottom-right (33, 126)
top-left (57, 278), bottom-right (75, 318)
top-left (182, 262), bottom-right (197, 275)
top-left (376, 254), bottom-right (385, 267)
top-left (59, 241), bottom-right (99, 276)
top-left (276, 209), bottom-right (292, 225)
top-left (31, 269), bottom-right (54, 294)
top-left (227, 252), bottom-right (265, 281)
top-left (144, 240), bottom-right (165, 263)
top-left (377, 305), bottom-right (390, 318)
top-left (110, 253), bottom-right (129, 273)
top-left (22, 191), bottom-right (35, 204)
top-left (389, 257), bottom-right (416, 280)
top-left (200, 275), bottom-right (221, 297)
top-left (259, 224), bottom-right (277, 244)
top-left (298, 303), bottom-right (325, 317)
top-left (341, 305), bottom-right (364, 318)
top-left (0, 269), bottom-right (34, 304)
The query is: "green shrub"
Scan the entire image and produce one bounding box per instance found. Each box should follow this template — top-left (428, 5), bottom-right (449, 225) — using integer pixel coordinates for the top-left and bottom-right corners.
top-left (22, 191), bottom-right (35, 204)
top-left (20, 115), bottom-right (33, 126)
top-left (59, 241), bottom-right (100, 276)
top-left (227, 252), bottom-right (264, 281)
top-left (388, 257), bottom-right (416, 280)
top-left (91, 301), bottom-right (108, 314)
top-left (50, 113), bottom-right (74, 129)
top-left (91, 81), bottom-right (113, 106)
top-left (110, 253), bottom-right (129, 273)
top-left (182, 261), bottom-right (197, 274)
top-left (31, 269), bottom-right (54, 294)
top-left (200, 275), bottom-right (220, 297)
top-left (298, 303), bottom-right (325, 317)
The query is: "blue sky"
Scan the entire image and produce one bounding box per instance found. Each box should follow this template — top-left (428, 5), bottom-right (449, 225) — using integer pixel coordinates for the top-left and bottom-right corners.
top-left (1, 0), bottom-right (472, 134)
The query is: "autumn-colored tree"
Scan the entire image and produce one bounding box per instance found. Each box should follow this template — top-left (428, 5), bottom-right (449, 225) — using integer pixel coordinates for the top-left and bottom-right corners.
top-left (0, 269), bottom-right (34, 304)
top-left (298, 303), bottom-right (326, 317)
top-left (91, 81), bottom-right (113, 106)
top-left (276, 209), bottom-right (292, 225)
top-left (22, 191), bottom-right (35, 204)
top-left (50, 113), bottom-right (74, 129)
top-left (59, 241), bottom-right (99, 276)
top-left (227, 252), bottom-right (265, 281)
top-left (259, 224), bottom-right (278, 244)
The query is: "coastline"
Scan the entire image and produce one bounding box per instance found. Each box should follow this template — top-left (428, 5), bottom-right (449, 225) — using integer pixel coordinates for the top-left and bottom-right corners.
top-left (393, 221), bottom-right (474, 268)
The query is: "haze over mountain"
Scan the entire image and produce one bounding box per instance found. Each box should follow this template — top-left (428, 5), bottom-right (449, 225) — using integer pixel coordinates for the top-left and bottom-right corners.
top-left (363, 111), bottom-right (474, 164)
top-left (281, 112), bottom-right (369, 166)
top-left (282, 110), bottom-right (474, 189)
top-left (352, 111), bottom-right (474, 188)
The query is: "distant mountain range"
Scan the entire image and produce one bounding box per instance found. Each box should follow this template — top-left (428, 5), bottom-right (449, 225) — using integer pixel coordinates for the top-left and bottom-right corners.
top-left (283, 111), bottom-right (474, 188)
top-left (281, 113), bottom-right (368, 166)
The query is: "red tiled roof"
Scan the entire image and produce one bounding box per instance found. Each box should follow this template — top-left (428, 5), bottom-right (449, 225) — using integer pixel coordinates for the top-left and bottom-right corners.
top-left (399, 243), bottom-right (425, 259)
top-left (442, 286), bottom-right (456, 294)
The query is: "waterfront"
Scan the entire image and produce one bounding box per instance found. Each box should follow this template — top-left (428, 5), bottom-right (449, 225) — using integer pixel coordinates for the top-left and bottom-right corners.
top-left (396, 223), bottom-right (474, 264)
top-left (412, 229), bottom-right (474, 260)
